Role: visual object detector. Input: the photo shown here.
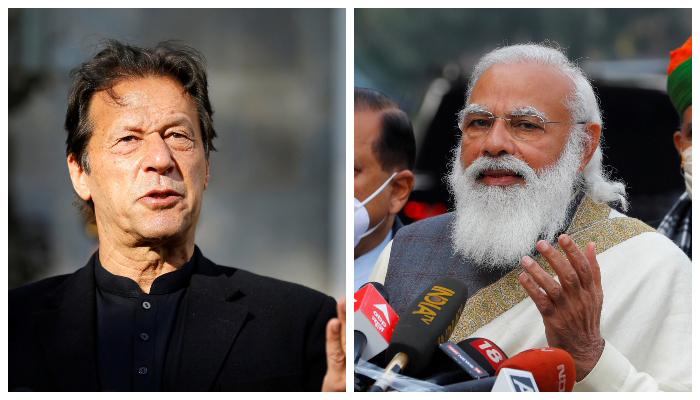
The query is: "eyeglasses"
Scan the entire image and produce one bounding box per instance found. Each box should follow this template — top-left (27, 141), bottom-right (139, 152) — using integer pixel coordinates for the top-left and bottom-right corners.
top-left (459, 111), bottom-right (586, 142)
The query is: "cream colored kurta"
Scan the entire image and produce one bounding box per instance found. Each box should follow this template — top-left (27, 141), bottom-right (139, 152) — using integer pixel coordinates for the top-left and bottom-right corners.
top-left (370, 208), bottom-right (692, 391)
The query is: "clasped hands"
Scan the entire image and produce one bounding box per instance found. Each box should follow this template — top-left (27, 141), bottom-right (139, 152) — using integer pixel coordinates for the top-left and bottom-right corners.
top-left (519, 234), bottom-right (605, 382)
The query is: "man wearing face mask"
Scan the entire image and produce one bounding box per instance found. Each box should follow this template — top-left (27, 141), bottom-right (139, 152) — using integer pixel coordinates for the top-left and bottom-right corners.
top-left (657, 37), bottom-right (692, 259)
top-left (354, 88), bottom-right (415, 291)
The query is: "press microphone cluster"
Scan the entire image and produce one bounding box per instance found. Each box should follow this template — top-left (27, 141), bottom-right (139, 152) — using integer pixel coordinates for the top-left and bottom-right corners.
top-left (353, 277), bottom-right (576, 392)
top-left (368, 277), bottom-right (470, 392)
top-left (431, 347), bottom-right (576, 392)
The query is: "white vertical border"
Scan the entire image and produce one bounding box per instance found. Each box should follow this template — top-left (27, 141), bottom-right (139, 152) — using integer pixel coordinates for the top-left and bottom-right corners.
top-left (329, 7), bottom-right (347, 300)
top-left (345, 6), bottom-right (355, 392)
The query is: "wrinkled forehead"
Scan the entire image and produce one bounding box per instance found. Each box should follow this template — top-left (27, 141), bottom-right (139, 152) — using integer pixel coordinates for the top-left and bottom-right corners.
top-left (93, 76), bottom-right (192, 109)
top-left (88, 76), bottom-right (198, 129)
top-left (474, 61), bottom-right (575, 92)
top-left (103, 86), bottom-right (149, 109)
top-left (468, 62), bottom-right (574, 120)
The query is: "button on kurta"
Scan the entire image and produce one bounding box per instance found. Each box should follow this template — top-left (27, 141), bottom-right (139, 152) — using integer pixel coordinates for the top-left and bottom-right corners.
top-left (94, 243), bottom-right (195, 391)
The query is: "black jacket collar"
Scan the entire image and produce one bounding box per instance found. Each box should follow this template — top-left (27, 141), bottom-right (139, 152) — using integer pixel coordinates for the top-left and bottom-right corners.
top-left (35, 246), bottom-right (249, 391)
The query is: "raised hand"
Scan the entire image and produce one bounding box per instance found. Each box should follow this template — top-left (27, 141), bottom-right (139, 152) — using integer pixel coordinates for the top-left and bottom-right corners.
top-left (518, 234), bottom-right (605, 381)
top-left (321, 297), bottom-right (346, 391)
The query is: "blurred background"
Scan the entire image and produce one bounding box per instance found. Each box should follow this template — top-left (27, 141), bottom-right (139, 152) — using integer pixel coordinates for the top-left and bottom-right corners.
top-left (8, 8), bottom-right (346, 299)
top-left (355, 8), bottom-right (691, 227)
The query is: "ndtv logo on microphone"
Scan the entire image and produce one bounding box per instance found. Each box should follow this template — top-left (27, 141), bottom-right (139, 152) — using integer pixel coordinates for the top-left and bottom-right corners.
top-left (532, 347), bottom-right (569, 392)
top-left (558, 364), bottom-right (566, 392)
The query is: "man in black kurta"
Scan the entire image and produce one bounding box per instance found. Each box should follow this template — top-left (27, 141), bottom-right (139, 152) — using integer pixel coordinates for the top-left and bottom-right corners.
top-left (8, 40), bottom-right (346, 392)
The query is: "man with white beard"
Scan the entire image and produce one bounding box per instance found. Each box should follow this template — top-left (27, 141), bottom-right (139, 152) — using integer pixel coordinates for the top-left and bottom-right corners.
top-left (369, 43), bottom-right (691, 391)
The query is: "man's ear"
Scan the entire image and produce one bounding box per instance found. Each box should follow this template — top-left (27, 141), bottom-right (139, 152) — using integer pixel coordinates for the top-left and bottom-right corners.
top-left (389, 170), bottom-right (414, 215)
top-left (67, 154), bottom-right (92, 201)
top-left (578, 123), bottom-right (601, 173)
top-left (673, 131), bottom-right (683, 155)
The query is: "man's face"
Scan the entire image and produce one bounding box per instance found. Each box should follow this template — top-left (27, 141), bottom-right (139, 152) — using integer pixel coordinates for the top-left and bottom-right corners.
top-left (674, 104), bottom-right (692, 154)
top-left (354, 109), bottom-right (393, 233)
top-left (74, 76), bottom-right (210, 245)
top-left (460, 63), bottom-right (578, 182)
top-left (449, 62), bottom-right (596, 269)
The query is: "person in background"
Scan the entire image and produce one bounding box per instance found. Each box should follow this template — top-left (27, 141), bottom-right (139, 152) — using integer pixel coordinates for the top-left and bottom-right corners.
top-left (657, 37), bottom-right (691, 259)
top-left (354, 88), bottom-right (415, 291)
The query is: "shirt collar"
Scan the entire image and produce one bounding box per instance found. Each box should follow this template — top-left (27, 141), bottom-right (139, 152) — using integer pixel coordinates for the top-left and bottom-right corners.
top-left (354, 229), bottom-right (393, 291)
top-left (94, 251), bottom-right (196, 297)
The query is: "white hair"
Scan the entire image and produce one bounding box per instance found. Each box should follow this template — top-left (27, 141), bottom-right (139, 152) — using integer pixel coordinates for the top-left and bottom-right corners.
top-left (461, 43), bottom-right (628, 210)
top-left (448, 119), bottom-right (594, 269)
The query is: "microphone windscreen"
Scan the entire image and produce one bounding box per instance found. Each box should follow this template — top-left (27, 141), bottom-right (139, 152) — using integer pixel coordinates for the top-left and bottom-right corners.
top-left (458, 337), bottom-right (509, 376)
top-left (354, 282), bottom-right (398, 361)
top-left (416, 340), bottom-right (491, 385)
top-left (359, 282), bottom-right (390, 302)
top-left (386, 277), bottom-right (469, 376)
top-left (496, 347), bottom-right (576, 392)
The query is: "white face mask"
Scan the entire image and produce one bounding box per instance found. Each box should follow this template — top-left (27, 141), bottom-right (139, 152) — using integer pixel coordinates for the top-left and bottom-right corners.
top-left (682, 146), bottom-right (692, 200)
top-left (354, 172), bottom-right (397, 247)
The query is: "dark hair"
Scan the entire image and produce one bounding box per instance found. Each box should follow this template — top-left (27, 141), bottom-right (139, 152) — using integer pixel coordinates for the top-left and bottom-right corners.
top-left (354, 87), bottom-right (415, 172)
top-left (64, 39), bottom-right (217, 222)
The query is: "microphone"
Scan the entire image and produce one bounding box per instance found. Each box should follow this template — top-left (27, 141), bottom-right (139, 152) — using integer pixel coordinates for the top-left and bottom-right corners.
top-left (459, 337), bottom-right (508, 375)
top-left (416, 337), bottom-right (507, 385)
top-left (441, 368), bottom-right (539, 392)
top-left (353, 282), bottom-right (398, 363)
top-left (426, 345), bottom-right (573, 392)
top-left (368, 277), bottom-right (469, 391)
top-left (496, 347), bottom-right (576, 392)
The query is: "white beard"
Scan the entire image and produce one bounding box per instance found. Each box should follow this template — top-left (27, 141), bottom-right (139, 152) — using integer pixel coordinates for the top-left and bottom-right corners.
top-left (447, 131), bottom-right (586, 271)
